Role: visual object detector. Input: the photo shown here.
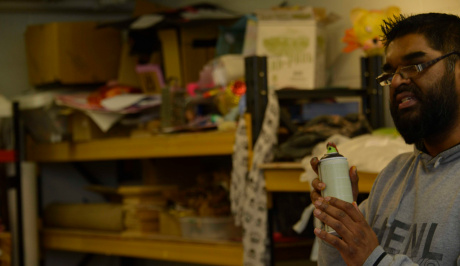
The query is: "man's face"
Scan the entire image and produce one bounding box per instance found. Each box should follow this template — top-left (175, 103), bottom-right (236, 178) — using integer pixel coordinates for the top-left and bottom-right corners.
top-left (385, 33), bottom-right (459, 144)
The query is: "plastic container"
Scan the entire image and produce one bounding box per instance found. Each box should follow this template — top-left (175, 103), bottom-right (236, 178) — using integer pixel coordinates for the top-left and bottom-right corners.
top-left (301, 102), bottom-right (359, 121)
top-left (15, 92), bottom-right (70, 143)
top-left (179, 216), bottom-right (239, 240)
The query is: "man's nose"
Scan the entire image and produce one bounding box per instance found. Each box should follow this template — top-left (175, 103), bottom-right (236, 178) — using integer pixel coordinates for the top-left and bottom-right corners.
top-left (390, 73), bottom-right (411, 88)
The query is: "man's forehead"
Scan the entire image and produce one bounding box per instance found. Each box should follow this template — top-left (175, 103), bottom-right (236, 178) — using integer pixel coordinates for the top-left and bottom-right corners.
top-left (386, 34), bottom-right (429, 57)
top-left (384, 33), bottom-right (438, 67)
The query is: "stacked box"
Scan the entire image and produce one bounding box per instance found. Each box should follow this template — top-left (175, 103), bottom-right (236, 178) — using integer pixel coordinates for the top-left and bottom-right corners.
top-left (256, 7), bottom-right (327, 90)
top-left (157, 19), bottom-right (236, 87)
top-left (117, 185), bottom-right (177, 235)
top-left (25, 21), bottom-right (121, 85)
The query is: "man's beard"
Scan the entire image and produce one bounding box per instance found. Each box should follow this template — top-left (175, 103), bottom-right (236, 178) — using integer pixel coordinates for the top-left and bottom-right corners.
top-left (390, 72), bottom-right (459, 144)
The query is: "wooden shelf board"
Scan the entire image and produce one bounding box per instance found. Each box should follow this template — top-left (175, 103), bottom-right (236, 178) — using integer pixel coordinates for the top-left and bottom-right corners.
top-left (27, 130), bottom-right (235, 162)
top-left (42, 229), bottom-right (243, 266)
top-left (261, 162), bottom-right (377, 193)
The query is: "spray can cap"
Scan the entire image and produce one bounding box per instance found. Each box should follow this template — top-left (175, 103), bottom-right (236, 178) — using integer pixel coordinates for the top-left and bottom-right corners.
top-left (321, 142), bottom-right (344, 160)
top-left (327, 144), bottom-right (338, 154)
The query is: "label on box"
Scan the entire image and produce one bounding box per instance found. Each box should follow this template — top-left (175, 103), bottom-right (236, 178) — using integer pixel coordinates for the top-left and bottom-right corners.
top-left (256, 19), bottom-right (326, 90)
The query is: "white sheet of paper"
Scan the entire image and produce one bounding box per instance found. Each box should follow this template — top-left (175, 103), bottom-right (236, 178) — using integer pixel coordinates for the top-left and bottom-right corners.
top-left (131, 14), bottom-right (163, 29)
top-left (85, 111), bottom-right (123, 132)
top-left (101, 94), bottom-right (146, 112)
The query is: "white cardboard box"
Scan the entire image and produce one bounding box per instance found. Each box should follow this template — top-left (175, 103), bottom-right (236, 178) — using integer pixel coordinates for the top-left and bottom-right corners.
top-left (256, 10), bottom-right (326, 90)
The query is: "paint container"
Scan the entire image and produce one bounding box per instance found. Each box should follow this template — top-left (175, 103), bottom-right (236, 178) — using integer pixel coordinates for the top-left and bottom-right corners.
top-left (318, 143), bottom-right (353, 233)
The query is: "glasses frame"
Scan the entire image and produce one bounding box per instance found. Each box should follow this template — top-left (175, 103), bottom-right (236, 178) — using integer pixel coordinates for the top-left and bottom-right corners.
top-left (376, 51), bottom-right (460, 86)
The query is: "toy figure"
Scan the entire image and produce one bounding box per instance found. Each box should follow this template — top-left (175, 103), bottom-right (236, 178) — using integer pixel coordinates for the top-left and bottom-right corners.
top-left (342, 6), bottom-right (400, 56)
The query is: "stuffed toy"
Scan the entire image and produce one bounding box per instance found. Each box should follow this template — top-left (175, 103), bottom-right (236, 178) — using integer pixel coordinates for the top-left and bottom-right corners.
top-left (342, 6), bottom-right (400, 56)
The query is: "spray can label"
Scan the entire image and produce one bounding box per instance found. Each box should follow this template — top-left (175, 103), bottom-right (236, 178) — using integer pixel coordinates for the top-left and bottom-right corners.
top-left (318, 143), bottom-right (353, 233)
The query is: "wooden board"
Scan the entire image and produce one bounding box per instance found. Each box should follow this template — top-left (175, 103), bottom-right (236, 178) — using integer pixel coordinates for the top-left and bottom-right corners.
top-left (42, 229), bottom-right (243, 265)
top-left (26, 130), bottom-right (236, 162)
top-left (260, 162), bottom-right (378, 193)
top-left (0, 232), bottom-right (11, 266)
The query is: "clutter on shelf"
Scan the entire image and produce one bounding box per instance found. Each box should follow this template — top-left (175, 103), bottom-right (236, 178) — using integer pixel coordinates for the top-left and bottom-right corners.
top-left (42, 174), bottom-right (241, 241)
top-left (21, 2), bottom-right (251, 142)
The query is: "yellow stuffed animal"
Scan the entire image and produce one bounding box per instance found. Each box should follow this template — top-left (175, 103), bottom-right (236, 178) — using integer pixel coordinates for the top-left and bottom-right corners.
top-left (342, 6), bottom-right (400, 56)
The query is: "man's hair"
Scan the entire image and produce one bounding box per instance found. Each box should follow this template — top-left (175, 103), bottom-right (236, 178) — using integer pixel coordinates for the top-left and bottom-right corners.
top-left (381, 13), bottom-right (460, 70)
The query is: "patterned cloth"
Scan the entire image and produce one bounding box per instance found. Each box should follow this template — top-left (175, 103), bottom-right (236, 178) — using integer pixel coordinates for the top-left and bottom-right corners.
top-left (230, 89), bottom-right (280, 266)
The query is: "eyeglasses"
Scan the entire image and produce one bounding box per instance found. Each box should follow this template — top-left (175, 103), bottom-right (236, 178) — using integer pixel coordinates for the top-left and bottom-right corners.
top-left (376, 51), bottom-right (460, 86)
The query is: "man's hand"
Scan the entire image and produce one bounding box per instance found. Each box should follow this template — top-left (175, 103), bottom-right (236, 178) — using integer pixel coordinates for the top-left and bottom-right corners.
top-left (313, 197), bottom-right (379, 266)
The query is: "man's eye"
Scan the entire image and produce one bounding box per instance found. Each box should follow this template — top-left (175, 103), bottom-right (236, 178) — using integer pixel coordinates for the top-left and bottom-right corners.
top-left (402, 66), bottom-right (418, 74)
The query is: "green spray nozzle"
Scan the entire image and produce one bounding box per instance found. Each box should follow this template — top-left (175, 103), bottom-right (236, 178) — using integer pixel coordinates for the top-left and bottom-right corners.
top-left (326, 143), bottom-right (338, 154)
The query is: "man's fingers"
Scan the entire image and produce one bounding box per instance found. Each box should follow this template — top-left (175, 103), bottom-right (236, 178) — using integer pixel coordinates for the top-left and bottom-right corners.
top-left (314, 227), bottom-right (348, 251)
top-left (310, 178), bottom-right (326, 202)
top-left (349, 166), bottom-right (359, 202)
top-left (325, 197), bottom-right (364, 223)
top-left (311, 177), bottom-right (325, 191)
top-left (313, 208), bottom-right (354, 250)
top-left (310, 157), bottom-right (326, 202)
top-left (310, 157), bottom-right (319, 175)
top-left (314, 198), bottom-right (366, 252)
top-left (314, 198), bottom-right (354, 235)
top-left (310, 190), bottom-right (322, 202)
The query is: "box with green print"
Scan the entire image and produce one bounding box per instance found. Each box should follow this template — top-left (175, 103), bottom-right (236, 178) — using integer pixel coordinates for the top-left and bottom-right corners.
top-left (256, 7), bottom-right (327, 90)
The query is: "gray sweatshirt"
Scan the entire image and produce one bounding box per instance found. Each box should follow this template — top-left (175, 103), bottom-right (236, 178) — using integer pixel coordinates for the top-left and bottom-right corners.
top-left (318, 144), bottom-right (460, 265)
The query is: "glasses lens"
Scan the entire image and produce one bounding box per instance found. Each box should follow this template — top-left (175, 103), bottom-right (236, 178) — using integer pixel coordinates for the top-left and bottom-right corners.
top-left (398, 65), bottom-right (419, 79)
top-left (377, 73), bottom-right (393, 86)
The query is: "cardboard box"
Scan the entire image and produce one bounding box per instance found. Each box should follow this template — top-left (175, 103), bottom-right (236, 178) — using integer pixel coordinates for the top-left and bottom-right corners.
top-left (158, 20), bottom-right (235, 86)
top-left (117, 41), bottom-right (142, 87)
top-left (157, 28), bottom-right (183, 85)
top-left (256, 8), bottom-right (327, 90)
top-left (25, 21), bottom-right (122, 85)
top-left (70, 111), bottom-right (132, 142)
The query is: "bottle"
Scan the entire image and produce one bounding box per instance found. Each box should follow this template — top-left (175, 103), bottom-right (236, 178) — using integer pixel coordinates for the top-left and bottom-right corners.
top-left (318, 143), bottom-right (353, 233)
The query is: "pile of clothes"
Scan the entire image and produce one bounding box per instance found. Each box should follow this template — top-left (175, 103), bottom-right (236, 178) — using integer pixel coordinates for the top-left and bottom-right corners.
top-left (274, 113), bottom-right (372, 161)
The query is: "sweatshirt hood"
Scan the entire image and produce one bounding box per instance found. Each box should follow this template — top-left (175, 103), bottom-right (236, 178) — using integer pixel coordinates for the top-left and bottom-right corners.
top-left (418, 142), bottom-right (460, 169)
top-left (387, 142), bottom-right (460, 227)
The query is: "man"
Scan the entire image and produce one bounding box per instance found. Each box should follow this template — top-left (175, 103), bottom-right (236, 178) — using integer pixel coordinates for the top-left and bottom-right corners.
top-left (310, 13), bottom-right (460, 265)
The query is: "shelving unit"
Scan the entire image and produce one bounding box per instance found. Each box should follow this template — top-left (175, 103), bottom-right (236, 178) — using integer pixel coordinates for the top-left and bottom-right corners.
top-left (26, 129), bottom-right (243, 265)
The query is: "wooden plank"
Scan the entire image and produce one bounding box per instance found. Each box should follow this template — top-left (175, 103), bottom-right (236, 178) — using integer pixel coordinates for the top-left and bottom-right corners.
top-left (26, 130), bottom-right (236, 162)
top-left (42, 229), bottom-right (243, 266)
top-left (261, 162), bottom-right (378, 193)
top-left (0, 232), bottom-right (11, 266)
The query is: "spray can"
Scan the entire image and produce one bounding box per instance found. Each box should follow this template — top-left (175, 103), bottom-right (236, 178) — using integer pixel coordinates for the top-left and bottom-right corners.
top-left (318, 143), bottom-right (353, 233)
